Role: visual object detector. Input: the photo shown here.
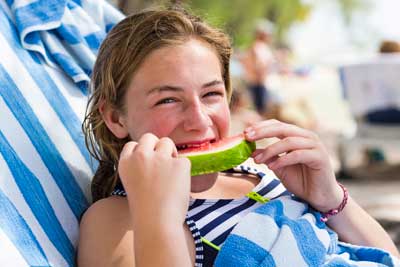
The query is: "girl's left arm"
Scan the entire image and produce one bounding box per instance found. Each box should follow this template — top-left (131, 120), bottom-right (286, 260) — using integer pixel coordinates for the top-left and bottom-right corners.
top-left (244, 119), bottom-right (399, 257)
top-left (327, 196), bottom-right (400, 257)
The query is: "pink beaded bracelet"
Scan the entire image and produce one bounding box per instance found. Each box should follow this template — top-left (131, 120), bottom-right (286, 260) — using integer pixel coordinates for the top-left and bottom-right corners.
top-left (320, 183), bottom-right (348, 222)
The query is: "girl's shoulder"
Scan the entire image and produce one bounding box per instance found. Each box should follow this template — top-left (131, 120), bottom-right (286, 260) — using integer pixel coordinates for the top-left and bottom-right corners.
top-left (81, 196), bottom-right (130, 223)
top-left (78, 196), bottom-right (134, 266)
top-left (79, 196), bottom-right (131, 234)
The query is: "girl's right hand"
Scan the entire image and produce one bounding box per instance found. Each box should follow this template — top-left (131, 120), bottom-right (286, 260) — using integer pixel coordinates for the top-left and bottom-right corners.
top-left (118, 133), bottom-right (191, 226)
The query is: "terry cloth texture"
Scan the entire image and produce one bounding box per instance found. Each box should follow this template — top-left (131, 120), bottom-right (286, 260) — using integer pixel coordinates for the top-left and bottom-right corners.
top-left (215, 196), bottom-right (400, 267)
top-left (0, 0), bottom-right (123, 266)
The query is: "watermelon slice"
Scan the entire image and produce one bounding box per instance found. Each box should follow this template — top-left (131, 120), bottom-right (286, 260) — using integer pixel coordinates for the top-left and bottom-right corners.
top-left (178, 134), bottom-right (256, 176)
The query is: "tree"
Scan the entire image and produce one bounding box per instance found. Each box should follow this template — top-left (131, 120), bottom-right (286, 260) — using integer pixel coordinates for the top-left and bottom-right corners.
top-left (118, 0), bottom-right (368, 48)
top-left (336, 0), bottom-right (370, 24)
top-left (187, 0), bottom-right (311, 48)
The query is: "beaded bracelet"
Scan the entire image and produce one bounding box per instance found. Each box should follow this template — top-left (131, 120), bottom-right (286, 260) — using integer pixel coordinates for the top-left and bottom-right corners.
top-left (320, 183), bottom-right (348, 222)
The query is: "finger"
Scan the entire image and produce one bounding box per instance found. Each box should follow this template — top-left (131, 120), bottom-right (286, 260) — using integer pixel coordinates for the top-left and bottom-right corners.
top-left (246, 121), bottom-right (315, 140)
top-left (177, 157), bottom-right (191, 174)
top-left (247, 119), bottom-right (297, 130)
top-left (119, 141), bottom-right (139, 160)
top-left (253, 137), bottom-right (315, 164)
top-left (251, 149), bottom-right (278, 164)
top-left (251, 148), bottom-right (264, 158)
top-left (244, 119), bottom-right (317, 141)
top-left (136, 133), bottom-right (159, 153)
top-left (268, 149), bottom-right (320, 170)
top-left (249, 149), bottom-right (278, 170)
top-left (264, 155), bottom-right (280, 166)
top-left (154, 137), bottom-right (178, 157)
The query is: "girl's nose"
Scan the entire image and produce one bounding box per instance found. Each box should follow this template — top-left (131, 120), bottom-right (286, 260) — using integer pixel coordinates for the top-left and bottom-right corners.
top-left (183, 102), bottom-right (212, 132)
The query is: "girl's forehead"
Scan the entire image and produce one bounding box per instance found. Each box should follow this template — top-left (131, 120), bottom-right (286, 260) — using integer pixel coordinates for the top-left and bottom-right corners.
top-left (129, 39), bottom-right (223, 92)
top-left (144, 39), bottom-right (219, 66)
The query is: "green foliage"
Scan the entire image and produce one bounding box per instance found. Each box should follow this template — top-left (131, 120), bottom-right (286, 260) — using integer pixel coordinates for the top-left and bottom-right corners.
top-left (336, 0), bottom-right (371, 24)
top-left (122, 0), bottom-right (368, 48)
top-left (186, 0), bottom-right (311, 48)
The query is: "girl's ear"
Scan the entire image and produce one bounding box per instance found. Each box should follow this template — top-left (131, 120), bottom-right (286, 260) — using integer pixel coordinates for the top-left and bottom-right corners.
top-left (99, 101), bottom-right (129, 139)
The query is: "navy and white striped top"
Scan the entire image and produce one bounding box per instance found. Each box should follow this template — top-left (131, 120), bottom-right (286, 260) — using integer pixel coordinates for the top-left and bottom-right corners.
top-left (111, 165), bottom-right (290, 267)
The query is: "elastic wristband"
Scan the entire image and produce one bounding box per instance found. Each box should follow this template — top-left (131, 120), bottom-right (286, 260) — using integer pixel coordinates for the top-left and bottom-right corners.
top-left (320, 183), bottom-right (348, 222)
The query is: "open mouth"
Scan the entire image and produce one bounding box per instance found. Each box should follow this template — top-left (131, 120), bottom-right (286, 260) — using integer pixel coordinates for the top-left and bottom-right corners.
top-left (176, 139), bottom-right (216, 151)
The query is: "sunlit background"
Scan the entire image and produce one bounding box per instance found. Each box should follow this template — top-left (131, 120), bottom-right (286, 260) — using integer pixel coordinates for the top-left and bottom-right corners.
top-left (109, 0), bottom-right (400, 246)
top-left (288, 0), bottom-right (400, 63)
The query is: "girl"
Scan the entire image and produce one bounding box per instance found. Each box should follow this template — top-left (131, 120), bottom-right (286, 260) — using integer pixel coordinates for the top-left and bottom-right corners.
top-left (78, 6), bottom-right (399, 267)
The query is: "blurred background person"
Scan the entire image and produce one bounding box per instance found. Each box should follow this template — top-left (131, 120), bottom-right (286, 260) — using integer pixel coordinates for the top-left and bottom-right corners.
top-left (229, 89), bottom-right (263, 135)
top-left (240, 20), bottom-right (275, 117)
top-left (364, 40), bottom-right (400, 124)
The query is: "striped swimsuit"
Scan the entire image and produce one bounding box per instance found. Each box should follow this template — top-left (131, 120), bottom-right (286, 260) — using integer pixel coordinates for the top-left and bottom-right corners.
top-left (111, 165), bottom-right (290, 267)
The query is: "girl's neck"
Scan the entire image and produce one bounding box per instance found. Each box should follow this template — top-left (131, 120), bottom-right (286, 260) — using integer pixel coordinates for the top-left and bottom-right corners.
top-left (190, 171), bottom-right (260, 200)
top-left (190, 172), bottom-right (219, 193)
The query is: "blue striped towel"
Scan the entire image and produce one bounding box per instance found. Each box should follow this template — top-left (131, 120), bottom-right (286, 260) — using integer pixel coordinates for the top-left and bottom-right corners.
top-left (215, 196), bottom-right (400, 267)
top-left (9, 0), bottom-right (123, 93)
top-left (0, 0), bottom-right (123, 266)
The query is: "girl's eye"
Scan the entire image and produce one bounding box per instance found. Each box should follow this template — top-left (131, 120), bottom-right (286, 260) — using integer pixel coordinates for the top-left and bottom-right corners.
top-left (155, 98), bottom-right (177, 105)
top-left (204, 91), bottom-right (223, 98)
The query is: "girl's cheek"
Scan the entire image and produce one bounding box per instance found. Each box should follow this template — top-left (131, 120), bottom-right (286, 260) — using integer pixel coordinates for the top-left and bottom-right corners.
top-left (149, 115), bottom-right (180, 137)
top-left (219, 103), bottom-right (231, 124)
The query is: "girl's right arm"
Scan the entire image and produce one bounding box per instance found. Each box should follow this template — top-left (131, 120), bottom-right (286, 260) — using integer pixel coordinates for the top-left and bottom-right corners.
top-left (77, 133), bottom-right (193, 267)
top-left (118, 134), bottom-right (192, 266)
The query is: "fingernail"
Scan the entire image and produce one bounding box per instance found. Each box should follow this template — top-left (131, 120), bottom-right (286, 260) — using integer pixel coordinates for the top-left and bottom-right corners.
top-left (268, 163), bottom-right (275, 169)
top-left (254, 153), bottom-right (263, 163)
top-left (246, 130), bottom-right (255, 138)
top-left (244, 127), bottom-right (253, 132)
top-left (267, 163), bottom-right (274, 169)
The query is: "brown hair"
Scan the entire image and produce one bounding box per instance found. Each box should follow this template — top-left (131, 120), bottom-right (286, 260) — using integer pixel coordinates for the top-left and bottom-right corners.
top-left (82, 6), bottom-right (233, 202)
top-left (379, 40), bottom-right (400, 53)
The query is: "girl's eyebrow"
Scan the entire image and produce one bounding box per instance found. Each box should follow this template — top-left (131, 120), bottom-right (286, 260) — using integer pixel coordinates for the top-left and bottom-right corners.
top-left (202, 79), bottom-right (224, 88)
top-left (146, 85), bottom-right (183, 96)
top-left (146, 79), bottom-right (224, 96)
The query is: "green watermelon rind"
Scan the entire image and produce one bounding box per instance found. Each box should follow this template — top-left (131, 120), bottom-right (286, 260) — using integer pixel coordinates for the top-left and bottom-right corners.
top-left (186, 139), bottom-right (256, 176)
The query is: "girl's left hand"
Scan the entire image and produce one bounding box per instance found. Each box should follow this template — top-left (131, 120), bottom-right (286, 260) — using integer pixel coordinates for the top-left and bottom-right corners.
top-left (244, 119), bottom-right (343, 212)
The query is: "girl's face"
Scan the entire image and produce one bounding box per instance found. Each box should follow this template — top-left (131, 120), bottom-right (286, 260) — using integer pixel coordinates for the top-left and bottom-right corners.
top-left (114, 39), bottom-right (231, 147)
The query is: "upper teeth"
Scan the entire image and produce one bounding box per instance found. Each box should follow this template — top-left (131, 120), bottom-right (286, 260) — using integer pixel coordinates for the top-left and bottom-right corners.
top-left (177, 142), bottom-right (211, 150)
